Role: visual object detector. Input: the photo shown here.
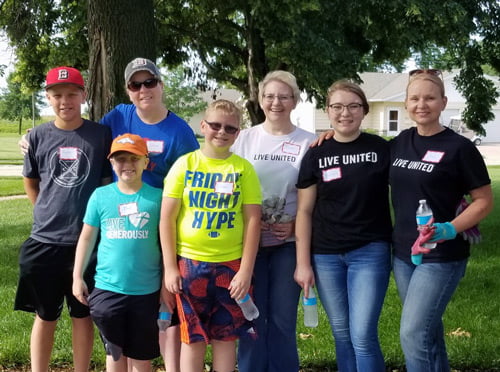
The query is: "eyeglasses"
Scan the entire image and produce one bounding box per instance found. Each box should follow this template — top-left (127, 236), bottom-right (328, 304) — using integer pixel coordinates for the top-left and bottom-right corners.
top-left (204, 120), bottom-right (240, 135)
top-left (409, 69), bottom-right (443, 78)
top-left (127, 78), bottom-right (160, 92)
top-left (328, 103), bottom-right (364, 113)
top-left (262, 94), bottom-right (294, 103)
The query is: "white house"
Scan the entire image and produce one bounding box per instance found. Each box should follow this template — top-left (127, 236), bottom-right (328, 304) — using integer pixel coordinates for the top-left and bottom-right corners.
top-left (314, 71), bottom-right (500, 143)
top-left (188, 71), bottom-right (500, 143)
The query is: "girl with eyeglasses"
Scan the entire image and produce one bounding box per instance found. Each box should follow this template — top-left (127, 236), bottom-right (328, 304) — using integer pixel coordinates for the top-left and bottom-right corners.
top-left (232, 70), bottom-right (317, 372)
top-left (295, 80), bottom-right (392, 372)
top-left (390, 70), bottom-right (493, 371)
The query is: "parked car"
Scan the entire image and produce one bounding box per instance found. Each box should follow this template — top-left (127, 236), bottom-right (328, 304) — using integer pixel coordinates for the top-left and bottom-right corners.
top-left (471, 135), bottom-right (483, 146)
top-left (448, 116), bottom-right (482, 145)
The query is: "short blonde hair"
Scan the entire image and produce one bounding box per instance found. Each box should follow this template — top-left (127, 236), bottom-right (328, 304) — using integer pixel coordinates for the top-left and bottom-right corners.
top-left (406, 73), bottom-right (445, 98)
top-left (204, 99), bottom-right (242, 124)
top-left (258, 70), bottom-right (301, 106)
top-left (326, 80), bottom-right (369, 115)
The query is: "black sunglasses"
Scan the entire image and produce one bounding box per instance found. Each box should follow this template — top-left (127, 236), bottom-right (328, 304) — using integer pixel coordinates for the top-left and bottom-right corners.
top-left (127, 78), bottom-right (160, 92)
top-left (409, 69), bottom-right (443, 78)
top-left (204, 120), bottom-right (240, 135)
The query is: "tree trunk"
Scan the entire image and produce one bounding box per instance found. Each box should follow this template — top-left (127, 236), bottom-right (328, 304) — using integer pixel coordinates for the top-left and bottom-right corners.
top-left (244, 8), bottom-right (267, 126)
top-left (87, 0), bottom-right (156, 121)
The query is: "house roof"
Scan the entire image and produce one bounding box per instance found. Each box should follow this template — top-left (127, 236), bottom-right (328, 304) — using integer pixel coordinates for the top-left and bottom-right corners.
top-left (359, 70), bottom-right (460, 103)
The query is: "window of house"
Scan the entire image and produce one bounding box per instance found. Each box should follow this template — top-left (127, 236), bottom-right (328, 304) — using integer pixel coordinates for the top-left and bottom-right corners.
top-left (388, 110), bottom-right (399, 131)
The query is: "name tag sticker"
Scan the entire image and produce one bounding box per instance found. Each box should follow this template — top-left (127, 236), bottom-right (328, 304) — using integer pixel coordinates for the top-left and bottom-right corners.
top-left (282, 142), bottom-right (300, 155)
top-left (59, 147), bottom-right (78, 160)
top-left (119, 202), bottom-right (139, 216)
top-left (322, 167), bottom-right (341, 182)
top-left (215, 181), bottom-right (234, 194)
top-left (147, 140), bottom-right (163, 154)
top-left (422, 151), bottom-right (445, 163)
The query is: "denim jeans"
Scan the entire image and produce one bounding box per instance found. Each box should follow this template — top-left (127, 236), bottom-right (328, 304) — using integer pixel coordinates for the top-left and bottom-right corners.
top-left (393, 257), bottom-right (467, 372)
top-left (237, 242), bottom-right (301, 372)
top-left (313, 241), bottom-right (391, 372)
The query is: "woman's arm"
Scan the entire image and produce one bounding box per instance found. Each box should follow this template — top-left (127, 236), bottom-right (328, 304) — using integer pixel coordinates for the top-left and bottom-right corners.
top-left (294, 185), bottom-right (317, 298)
top-left (229, 204), bottom-right (261, 301)
top-left (452, 184), bottom-right (493, 232)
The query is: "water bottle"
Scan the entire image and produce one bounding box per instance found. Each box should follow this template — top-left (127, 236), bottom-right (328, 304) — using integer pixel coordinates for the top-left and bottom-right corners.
top-left (303, 288), bottom-right (318, 328)
top-left (416, 199), bottom-right (437, 249)
top-left (157, 302), bottom-right (172, 332)
top-left (237, 293), bottom-right (259, 321)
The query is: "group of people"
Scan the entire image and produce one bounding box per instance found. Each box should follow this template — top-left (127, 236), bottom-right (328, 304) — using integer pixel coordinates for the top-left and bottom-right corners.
top-left (15, 57), bottom-right (493, 372)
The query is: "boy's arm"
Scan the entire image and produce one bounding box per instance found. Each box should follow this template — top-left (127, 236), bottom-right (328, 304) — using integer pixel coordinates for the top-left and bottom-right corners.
top-left (72, 223), bottom-right (99, 305)
top-left (159, 196), bottom-right (182, 304)
top-left (294, 185), bottom-right (317, 298)
top-left (23, 177), bottom-right (40, 205)
top-left (229, 203), bottom-right (261, 301)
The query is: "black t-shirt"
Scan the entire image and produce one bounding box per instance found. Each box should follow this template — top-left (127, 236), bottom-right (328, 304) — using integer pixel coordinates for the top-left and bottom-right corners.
top-left (390, 127), bottom-right (490, 263)
top-left (297, 132), bottom-right (392, 254)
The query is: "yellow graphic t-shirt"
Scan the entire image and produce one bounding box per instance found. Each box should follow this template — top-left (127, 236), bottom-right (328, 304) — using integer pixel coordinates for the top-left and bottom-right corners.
top-left (163, 150), bottom-right (262, 262)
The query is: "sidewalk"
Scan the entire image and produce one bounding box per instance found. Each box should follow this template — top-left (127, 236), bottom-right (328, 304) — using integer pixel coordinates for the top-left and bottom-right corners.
top-left (1, 145), bottom-right (499, 177)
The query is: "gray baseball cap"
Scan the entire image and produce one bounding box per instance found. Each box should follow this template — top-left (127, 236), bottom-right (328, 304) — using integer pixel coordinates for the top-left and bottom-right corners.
top-left (124, 58), bottom-right (161, 83)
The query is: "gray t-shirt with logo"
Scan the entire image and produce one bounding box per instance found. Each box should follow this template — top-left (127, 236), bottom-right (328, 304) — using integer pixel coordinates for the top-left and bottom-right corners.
top-left (24, 120), bottom-right (112, 245)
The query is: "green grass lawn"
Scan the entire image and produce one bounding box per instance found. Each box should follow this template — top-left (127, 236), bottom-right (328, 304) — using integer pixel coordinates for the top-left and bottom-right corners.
top-left (1, 162), bottom-right (499, 370)
top-left (0, 134), bottom-right (25, 165)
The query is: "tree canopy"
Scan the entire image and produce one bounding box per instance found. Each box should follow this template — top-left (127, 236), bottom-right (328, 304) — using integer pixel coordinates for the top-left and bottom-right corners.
top-left (0, 73), bottom-right (41, 133)
top-left (1, 0), bottom-right (500, 132)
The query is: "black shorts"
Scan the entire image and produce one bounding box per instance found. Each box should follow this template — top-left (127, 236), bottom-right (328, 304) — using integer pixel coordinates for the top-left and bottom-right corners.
top-left (14, 237), bottom-right (96, 321)
top-left (89, 288), bottom-right (161, 360)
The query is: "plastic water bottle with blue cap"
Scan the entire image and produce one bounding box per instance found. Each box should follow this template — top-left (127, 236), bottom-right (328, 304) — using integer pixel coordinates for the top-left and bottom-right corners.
top-left (237, 293), bottom-right (259, 320)
top-left (303, 287), bottom-right (318, 327)
top-left (157, 302), bottom-right (172, 332)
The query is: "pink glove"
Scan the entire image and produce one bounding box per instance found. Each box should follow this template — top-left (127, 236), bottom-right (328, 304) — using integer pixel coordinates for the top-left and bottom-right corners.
top-left (411, 226), bottom-right (434, 265)
top-left (456, 198), bottom-right (482, 244)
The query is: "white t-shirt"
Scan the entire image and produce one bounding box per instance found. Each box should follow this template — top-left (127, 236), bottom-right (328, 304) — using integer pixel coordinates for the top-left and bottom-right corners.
top-left (232, 124), bottom-right (316, 246)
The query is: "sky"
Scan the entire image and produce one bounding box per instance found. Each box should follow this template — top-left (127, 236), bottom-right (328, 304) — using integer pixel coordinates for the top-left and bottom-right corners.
top-left (0, 34), bottom-right (15, 89)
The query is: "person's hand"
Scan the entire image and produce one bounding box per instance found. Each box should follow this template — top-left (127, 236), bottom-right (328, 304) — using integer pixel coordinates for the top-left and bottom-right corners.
top-left (72, 278), bottom-right (89, 305)
top-left (18, 133), bottom-right (30, 155)
top-left (294, 265), bottom-right (315, 298)
top-left (309, 130), bottom-right (335, 147)
top-left (455, 197), bottom-right (482, 244)
top-left (411, 227), bottom-right (434, 265)
top-left (270, 221), bottom-right (294, 240)
top-left (229, 270), bottom-right (251, 301)
top-left (429, 222), bottom-right (457, 242)
top-left (164, 268), bottom-right (182, 294)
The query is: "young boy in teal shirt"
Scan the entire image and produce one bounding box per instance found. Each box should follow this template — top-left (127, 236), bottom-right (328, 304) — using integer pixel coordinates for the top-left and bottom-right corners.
top-left (73, 133), bottom-right (162, 372)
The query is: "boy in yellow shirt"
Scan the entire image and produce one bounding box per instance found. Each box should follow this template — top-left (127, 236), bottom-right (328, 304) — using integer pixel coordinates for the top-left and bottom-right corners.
top-left (160, 100), bottom-right (261, 372)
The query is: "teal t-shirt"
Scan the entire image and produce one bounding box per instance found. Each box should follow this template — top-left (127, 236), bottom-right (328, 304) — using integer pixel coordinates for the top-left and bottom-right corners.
top-left (84, 183), bottom-right (162, 295)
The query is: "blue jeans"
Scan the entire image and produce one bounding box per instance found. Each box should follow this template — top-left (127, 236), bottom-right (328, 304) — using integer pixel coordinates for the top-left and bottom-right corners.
top-left (393, 257), bottom-right (467, 372)
top-left (313, 241), bottom-right (391, 372)
top-left (237, 242), bottom-right (301, 372)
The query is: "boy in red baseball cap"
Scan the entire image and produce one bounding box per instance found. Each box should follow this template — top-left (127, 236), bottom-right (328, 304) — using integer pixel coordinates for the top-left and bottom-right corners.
top-left (73, 133), bottom-right (163, 372)
top-left (15, 66), bottom-right (112, 372)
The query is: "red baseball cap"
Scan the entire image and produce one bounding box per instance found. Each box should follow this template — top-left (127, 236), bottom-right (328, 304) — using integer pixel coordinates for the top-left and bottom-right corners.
top-left (45, 66), bottom-right (85, 90)
top-left (108, 133), bottom-right (149, 159)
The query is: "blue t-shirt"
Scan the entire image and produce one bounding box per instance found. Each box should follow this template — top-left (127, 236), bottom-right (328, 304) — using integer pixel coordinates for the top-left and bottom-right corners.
top-left (101, 104), bottom-right (200, 188)
top-left (84, 183), bottom-right (162, 295)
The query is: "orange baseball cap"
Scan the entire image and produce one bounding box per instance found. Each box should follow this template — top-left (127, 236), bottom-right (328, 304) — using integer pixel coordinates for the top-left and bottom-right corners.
top-left (108, 133), bottom-right (149, 159)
